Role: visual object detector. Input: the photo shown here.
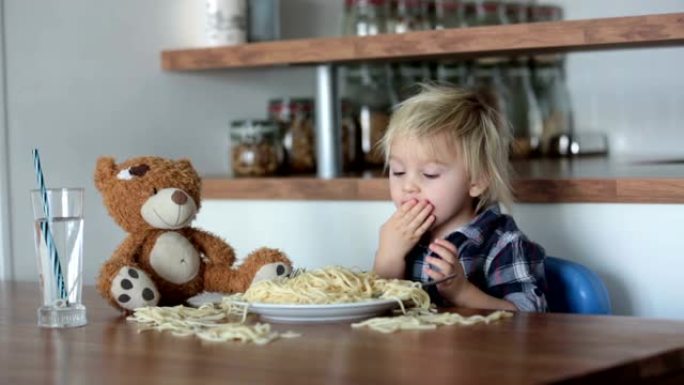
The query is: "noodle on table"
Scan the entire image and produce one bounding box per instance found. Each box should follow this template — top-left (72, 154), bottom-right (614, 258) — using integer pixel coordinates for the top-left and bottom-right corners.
top-left (127, 266), bottom-right (512, 342)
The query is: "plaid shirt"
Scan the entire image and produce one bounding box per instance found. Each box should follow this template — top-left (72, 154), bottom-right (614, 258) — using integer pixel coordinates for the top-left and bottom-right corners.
top-left (405, 204), bottom-right (547, 312)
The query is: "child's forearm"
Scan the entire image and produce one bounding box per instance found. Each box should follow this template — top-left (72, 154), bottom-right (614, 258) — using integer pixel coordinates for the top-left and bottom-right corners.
top-left (372, 250), bottom-right (405, 279)
top-left (451, 282), bottom-right (518, 311)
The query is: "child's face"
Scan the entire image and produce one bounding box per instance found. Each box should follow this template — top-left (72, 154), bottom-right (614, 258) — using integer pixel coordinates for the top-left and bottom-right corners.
top-left (388, 134), bottom-right (483, 236)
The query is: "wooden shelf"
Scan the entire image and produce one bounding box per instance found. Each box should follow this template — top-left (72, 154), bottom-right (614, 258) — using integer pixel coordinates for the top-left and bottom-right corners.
top-left (168, 11), bottom-right (684, 204)
top-left (202, 158), bottom-right (684, 203)
top-left (162, 13), bottom-right (684, 71)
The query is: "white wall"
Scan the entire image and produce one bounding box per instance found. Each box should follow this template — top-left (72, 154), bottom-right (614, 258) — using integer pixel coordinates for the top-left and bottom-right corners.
top-left (0, 0), bottom-right (11, 280)
top-left (1, 0), bottom-right (683, 318)
top-left (565, 1), bottom-right (684, 158)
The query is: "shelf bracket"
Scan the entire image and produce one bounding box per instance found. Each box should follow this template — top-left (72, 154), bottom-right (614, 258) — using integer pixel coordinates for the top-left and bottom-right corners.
top-left (314, 64), bottom-right (341, 179)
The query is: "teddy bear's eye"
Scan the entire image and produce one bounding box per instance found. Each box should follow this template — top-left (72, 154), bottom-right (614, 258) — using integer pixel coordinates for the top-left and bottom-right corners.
top-left (152, 187), bottom-right (158, 195)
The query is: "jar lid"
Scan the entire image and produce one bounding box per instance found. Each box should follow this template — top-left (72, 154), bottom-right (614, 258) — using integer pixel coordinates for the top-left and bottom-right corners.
top-left (230, 119), bottom-right (278, 135)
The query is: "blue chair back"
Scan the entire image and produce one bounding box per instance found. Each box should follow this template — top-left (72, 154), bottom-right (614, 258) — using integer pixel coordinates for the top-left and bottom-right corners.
top-left (545, 256), bottom-right (612, 314)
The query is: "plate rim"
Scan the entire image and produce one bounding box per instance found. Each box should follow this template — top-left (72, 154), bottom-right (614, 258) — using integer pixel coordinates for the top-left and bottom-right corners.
top-left (234, 298), bottom-right (399, 311)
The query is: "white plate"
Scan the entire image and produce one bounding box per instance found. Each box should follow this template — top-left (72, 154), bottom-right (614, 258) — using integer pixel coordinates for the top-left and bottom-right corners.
top-left (186, 292), bottom-right (399, 324)
top-left (238, 299), bottom-right (399, 324)
top-left (186, 292), bottom-right (227, 307)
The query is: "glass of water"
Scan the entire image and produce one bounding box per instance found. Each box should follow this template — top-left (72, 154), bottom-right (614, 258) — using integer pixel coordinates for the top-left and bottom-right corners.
top-left (30, 187), bottom-right (87, 328)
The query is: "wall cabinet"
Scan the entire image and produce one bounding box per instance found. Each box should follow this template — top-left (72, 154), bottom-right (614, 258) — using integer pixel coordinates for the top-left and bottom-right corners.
top-left (162, 12), bottom-right (684, 203)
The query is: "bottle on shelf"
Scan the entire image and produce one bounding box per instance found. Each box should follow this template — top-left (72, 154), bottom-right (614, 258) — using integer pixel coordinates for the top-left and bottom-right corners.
top-left (528, 3), bottom-right (575, 157)
top-left (343, 0), bottom-right (389, 36)
top-left (344, 64), bottom-right (393, 169)
top-left (531, 61), bottom-right (574, 156)
top-left (385, 0), bottom-right (432, 102)
top-left (342, 0), bottom-right (390, 171)
top-left (433, 0), bottom-right (469, 88)
top-left (528, 1), bottom-right (560, 25)
top-left (468, 0), bottom-right (508, 26)
top-left (436, 61), bottom-right (472, 88)
top-left (433, 0), bottom-right (466, 29)
top-left (340, 100), bottom-right (364, 173)
top-left (386, 0), bottom-right (432, 33)
top-left (502, 0), bottom-right (533, 24)
top-left (469, 0), bottom-right (510, 126)
top-left (472, 60), bottom-right (511, 124)
top-left (269, 99), bottom-right (316, 174)
top-left (393, 61), bottom-right (432, 101)
top-left (504, 59), bottom-right (543, 158)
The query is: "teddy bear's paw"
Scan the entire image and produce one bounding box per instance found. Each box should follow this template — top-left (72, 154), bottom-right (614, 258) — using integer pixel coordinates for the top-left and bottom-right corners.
top-left (111, 267), bottom-right (160, 310)
top-left (250, 262), bottom-right (292, 286)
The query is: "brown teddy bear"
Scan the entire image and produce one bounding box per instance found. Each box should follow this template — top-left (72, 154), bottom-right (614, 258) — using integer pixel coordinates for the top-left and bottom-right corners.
top-left (94, 156), bottom-right (292, 312)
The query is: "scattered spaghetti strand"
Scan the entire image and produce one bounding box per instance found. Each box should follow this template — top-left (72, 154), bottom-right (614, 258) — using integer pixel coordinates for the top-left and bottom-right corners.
top-left (352, 308), bottom-right (513, 333)
top-left (128, 300), bottom-right (298, 345)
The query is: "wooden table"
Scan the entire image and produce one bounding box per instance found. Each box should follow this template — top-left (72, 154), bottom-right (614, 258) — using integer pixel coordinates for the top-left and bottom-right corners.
top-left (1, 282), bottom-right (683, 385)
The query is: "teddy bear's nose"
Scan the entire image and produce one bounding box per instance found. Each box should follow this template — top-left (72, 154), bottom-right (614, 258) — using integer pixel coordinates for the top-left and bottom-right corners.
top-left (172, 190), bottom-right (188, 205)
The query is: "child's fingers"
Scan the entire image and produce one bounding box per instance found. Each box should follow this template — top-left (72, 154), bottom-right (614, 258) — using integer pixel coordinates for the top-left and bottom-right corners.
top-left (407, 203), bottom-right (433, 231)
top-left (433, 238), bottom-right (458, 256)
top-left (414, 215), bottom-right (435, 236)
top-left (396, 199), bottom-right (418, 218)
top-left (424, 256), bottom-right (452, 277)
top-left (429, 241), bottom-right (457, 265)
top-left (405, 200), bottom-right (429, 218)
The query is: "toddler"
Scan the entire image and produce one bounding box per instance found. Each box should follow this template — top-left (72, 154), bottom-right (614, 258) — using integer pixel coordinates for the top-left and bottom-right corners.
top-left (373, 85), bottom-right (547, 312)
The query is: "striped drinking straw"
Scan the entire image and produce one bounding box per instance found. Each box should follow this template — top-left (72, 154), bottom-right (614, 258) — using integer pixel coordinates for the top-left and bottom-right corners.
top-left (32, 149), bottom-right (68, 301)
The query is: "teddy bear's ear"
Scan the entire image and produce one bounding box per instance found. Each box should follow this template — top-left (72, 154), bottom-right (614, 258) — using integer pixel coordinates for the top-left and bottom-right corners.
top-left (178, 158), bottom-right (194, 170)
top-left (94, 157), bottom-right (117, 192)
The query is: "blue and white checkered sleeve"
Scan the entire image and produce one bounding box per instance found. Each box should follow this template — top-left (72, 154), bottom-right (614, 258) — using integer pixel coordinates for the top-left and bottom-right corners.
top-left (485, 233), bottom-right (547, 312)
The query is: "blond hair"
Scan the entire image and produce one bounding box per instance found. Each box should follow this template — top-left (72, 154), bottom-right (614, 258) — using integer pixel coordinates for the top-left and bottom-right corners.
top-left (380, 84), bottom-right (514, 211)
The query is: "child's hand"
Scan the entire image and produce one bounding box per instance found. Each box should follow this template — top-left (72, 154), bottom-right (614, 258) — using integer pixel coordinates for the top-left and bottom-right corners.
top-left (380, 199), bottom-right (434, 256)
top-left (424, 238), bottom-right (468, 305)
top-left (374, 200), bottom-right (435, 278)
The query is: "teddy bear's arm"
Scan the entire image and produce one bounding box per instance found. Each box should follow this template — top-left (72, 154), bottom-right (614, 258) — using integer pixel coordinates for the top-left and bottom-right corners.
top-left (188, 229), bottom-right (237, 266)
top-left (97, 234), bottom-right (159, 311)
top-left (97, 235), bottom-right (144, 289)
top-left (109, 234), bottom-right (144, 263)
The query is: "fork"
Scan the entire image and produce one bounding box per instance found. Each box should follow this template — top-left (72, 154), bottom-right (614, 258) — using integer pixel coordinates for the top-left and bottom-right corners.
top-left (289, 267), bottom-right (307, 278)
top-left (421, 273), bottom-right (459, 287)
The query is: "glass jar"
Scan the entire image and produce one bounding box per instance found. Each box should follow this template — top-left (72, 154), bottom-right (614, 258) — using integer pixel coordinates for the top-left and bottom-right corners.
top-left (387, 0), bottom-right (431, 34)
top-left (529, 3), bottom-right (561, 23)
top-left (344, 0), bottom-right (388, 36)
top-left (529, 4), bottom-right (563, 65)
top-left (230, 120), bottom-right (284, 177)
top-left (436, 61), bottom-right (472, 87)
top-left (393, 61), bottom-right (432, 101)
top-left (340, 100), bottom-right (363, 173)
top-left (472, 61), bottom-right (510, 118)
top-left (466, 0), bottom-right (507, 26)
top-left (345, 64), bottom-right (393, 169)
top-left (503, 0), bottom-right (529, 24)
top-left (504, 60), bottom-right (543, 158)
top-left (532, 62), bottom-right (574, 156)
top-left (433, 0), bottom-right (466, 29)
top-left (268, 98), bottom-right (316, 174)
